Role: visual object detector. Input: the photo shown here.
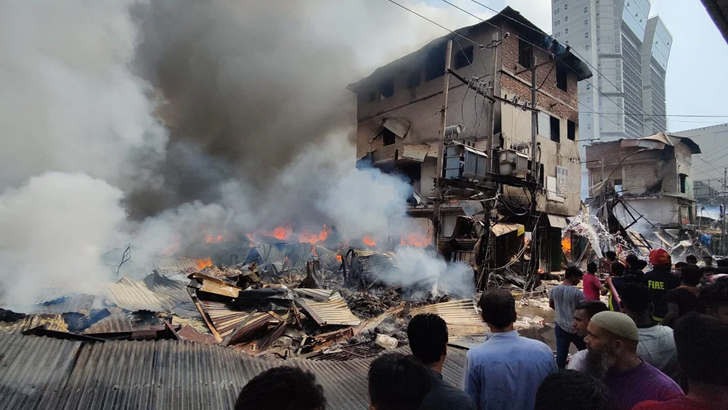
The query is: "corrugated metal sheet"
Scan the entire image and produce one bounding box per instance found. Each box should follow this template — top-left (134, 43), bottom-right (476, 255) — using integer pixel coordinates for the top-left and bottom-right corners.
top-left (83, 312), bottom-right (133, 334)
top-left (296, 292), bottom-right (361, 327)
top-left (411, 299), bottom-right (486, 337)
top-left (35, 294), bottom-right (97, 314)
top-left (293, 288), bottom-right (334, 301)
top-left (0, 332), bottom-right (468, 410)
top-left (152, 257), bottom-right (199, 275)
top-left (199, 301), bottom-right (279, 340)
top-left (0, 313), bottom-right (68, 335)
top-left (106, 277), bottom-right (170, 312)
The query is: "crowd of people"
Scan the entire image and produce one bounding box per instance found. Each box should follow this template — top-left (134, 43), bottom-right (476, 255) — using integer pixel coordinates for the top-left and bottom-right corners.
top-left (231, 249), bottom-right (728, 410)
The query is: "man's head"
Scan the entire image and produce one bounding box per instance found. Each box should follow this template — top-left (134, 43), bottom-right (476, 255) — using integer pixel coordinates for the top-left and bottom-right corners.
top-left (478, 289), bottom-right (516, 331)
top-left (649, 249), bottom-right (671, 267)
top-left (565, 266), bottom-right (583, 285)
top-left (368, 353), bottom-right (431, 410)
top-left (535, 370), bottom-right (609, 410)
top-left (587, 262), bottom-right (598, 274)
top-left (674, 261), bottom-right (688, 272)
top-left (674, 314), bottom-right (728, 388)
top-left (625, 254), bottom-right (639, 269)
top-left (704, 256), bottom-right (714, 267)
top-left (610, 262), bottom-right (625, 277)
top-left (573, 301), bottom-right (609, 338)
top-left (685, 255), bottom-right (698, 265)
top-left (584, 312), bottom-right (640, 379)
top-left (235, 366), bottom-right (326, 410)
top-left (407, 314), bottom-right (447, 368)
top-left (618, 282), bottom-right (651, 317)
top-left (605, 251), bottom-right (617, 262)
top-left (701, 278), bottom-right (728, 324)
top-left (636, 260), bottom-right (648, 270)
top-left (680, 264), bottom-right (702, 287)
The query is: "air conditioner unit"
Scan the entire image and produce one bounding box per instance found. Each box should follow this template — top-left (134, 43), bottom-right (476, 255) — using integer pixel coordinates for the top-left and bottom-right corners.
top-left (499, 149), bottom-right (530, 178)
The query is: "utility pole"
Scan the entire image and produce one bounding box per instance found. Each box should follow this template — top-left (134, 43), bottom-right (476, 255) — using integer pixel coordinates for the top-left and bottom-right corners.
top-left (530, 55), bottom-right (538, 179)
top-left (527, 53), bottom-right (541, 288)
top-left (433, 40), bottom-right (453, 249)
top-left (487, 39), bottom-right (501, 175)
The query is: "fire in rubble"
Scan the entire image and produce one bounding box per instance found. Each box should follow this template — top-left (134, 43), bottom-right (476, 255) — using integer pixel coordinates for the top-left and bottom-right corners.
top-left (363, 237), bottom-right (377, 247)
top-left (400, 233), bottom-right (431, 247)
top-left (194, 257), bottom-right (214, 270)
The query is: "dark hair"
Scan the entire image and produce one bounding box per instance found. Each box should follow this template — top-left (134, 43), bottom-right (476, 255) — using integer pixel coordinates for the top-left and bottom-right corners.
top-left (574, 301), bottom-right (609, 319)
top-left (535, 370), bottom-right (609, 410)
top-left (701, 279), bottom-right (728, 310)
top-left (368, 353), bottom-right (431, 410)
top-left (718, 258), bottom-right (728, 268)
top-left (610, 262), bottom-right (625, 277)
top-left (685, 255), bottom-right (698, 264)
top-left (625, 254), bottom-right (639, 267)
top-left (636, 260), bottom-right (648, 270)
top-left (605, 251), bottom-right (617, 261)
top-left (479, 289), bottom-right (516, 329)
top-left (675, 262), bottom-right (688, 270)
top-left (674, 314), bottom-right (728, 387)
top-left (587, 262), bottom-right (598, 274)
top-left (407, 314), bottom-right (447, 365)
top-left (235, 366), bottom-right (326, 410)
top-left (619, 282), bottom-right (651, 313)
top-left (565, 266), bottom-right (584, 280)
top-left (680, 264), bottom-right (702, 287)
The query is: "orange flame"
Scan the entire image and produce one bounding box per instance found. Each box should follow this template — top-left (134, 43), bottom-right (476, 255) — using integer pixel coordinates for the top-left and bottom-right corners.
top-left (336, 255), bottom-right (343, 262)
top-left (310, 244), bottom-right (319, 258)
top-left (363, 237), bottom-right (377, 247)
top-left (299, 227), bottom-right (329, 244)
top-left (400, 233), bottom-right (431, 247)
top-left (561, 237), bottom-right (571, 254)
top-left (205, 235), bottom-right (225, 243)
top-left (194, 258), bottom-right (213, 270)
top-left (266, 226), bottom-right (293, 241)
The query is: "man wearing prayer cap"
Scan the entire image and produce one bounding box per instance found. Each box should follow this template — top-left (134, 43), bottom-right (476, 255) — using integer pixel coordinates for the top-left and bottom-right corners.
top-left (645, 249), bottom-right (680, 322)
top-left (584, 311), bottom-right (683, 410)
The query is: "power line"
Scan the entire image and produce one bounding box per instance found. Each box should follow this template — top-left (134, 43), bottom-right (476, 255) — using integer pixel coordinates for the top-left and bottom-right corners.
top-left (386, 0), bottom-right (484, 48)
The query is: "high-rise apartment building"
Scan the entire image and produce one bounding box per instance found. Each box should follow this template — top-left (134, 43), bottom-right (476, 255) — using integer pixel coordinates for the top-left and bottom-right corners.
top-left (551, 0), bottom-right (672, 194)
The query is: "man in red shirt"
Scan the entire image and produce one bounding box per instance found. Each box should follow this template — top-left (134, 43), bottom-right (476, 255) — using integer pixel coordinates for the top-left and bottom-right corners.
top-left (633, 313), bottom-right (728, 410)
top-left (582, 262), bottom-right (602, 301)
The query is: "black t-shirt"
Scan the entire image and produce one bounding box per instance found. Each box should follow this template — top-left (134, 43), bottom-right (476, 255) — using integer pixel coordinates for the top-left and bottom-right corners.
top-left (645, 268), bottom-right (681, 320)
top-left (665, 287), bottom-right (704, 318)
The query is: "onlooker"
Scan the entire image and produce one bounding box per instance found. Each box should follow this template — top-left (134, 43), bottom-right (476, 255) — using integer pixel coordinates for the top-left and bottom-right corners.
top-left (235, 366), bottom-right (326, 410)
top-left (645, 249), bottom-right (681, 322)
top-left (603, 262), bottom-right (626, 312)
top-left (625, 254), bottom-right (645, 282)
top-left (601, 251), bottom-right (617, 273)
top-left (407, 314), bottom-right (475, 410)
top-left (663, 264), bottom-right (705, 327)
top-left (619, 282), bottom-right (680, 381)
top-left (685, 255), bottom-right (698, 265)
top-left (583, 311), bottom-right (683, 410)
top-left (567, 301), bottom-right (609, 371)
top-left (700, 278), bottom-right (728, 324)
top-left (582, 262), bottom-right (602, 301)
top-left (368, 353), bottom-right (431, 410)
top-left (464, 289), bottom-right (556, 410)
top-left (703, 256), bottom-right (714, 268)
top-left (550, 266), bottom-right (587, 368)
top-left (633, 314), bottom-right (728, 410)
top-left (535, 370), bottom-right (608, 410)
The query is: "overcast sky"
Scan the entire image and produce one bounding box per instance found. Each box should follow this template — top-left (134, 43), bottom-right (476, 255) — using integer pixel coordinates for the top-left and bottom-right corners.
top-left (394, 0), bottom-right (728, 132)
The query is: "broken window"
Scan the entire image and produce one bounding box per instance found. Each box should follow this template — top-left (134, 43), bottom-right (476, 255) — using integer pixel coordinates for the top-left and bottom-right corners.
top-left (519, 38), bottom-right (533, 68)
top-left (679, 173), bottom-right (688, 194)
top-left (454, 46), bottom-right (474, 70)
top-left (556, 63), bottom-right (568, 91)
top-left (425, 44), bottom-right (446, 82)
top-left (379, 76), bottom-right (394, 100)
top-left (550, 116), bottom-right (561, 143)
top-left (382, 128), bottom-right (396, 146)
top-left (406, 70), bottom-right (421, 89)
top-left (567, 120), bottom-right (576, 140)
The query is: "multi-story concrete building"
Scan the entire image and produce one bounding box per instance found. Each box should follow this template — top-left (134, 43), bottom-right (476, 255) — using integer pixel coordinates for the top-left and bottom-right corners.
top-left (551, 0), bottom-right (672, 194)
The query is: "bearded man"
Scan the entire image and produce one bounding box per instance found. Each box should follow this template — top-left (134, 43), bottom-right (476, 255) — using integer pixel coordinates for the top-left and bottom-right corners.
top-left (583, 311), bottom-right (683, 410)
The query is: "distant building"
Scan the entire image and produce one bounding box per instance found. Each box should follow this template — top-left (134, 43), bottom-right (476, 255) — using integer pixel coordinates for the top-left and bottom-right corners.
top-left (551, 0), bottom-right (672, 195)
top-left (585, 132), bottom-right (701, 228)
top-left (346, 7), bottom-right (592, 239)
top-left (673, 123), bottom-right (728, 182)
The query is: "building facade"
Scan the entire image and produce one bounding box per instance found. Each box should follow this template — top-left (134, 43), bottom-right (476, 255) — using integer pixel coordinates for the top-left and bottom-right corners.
top-left (551, 0), bottom-right (672, 195)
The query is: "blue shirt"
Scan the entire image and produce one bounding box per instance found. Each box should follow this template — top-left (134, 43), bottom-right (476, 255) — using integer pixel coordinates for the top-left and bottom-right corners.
top-left (463, 331), bottom-right (557, 410)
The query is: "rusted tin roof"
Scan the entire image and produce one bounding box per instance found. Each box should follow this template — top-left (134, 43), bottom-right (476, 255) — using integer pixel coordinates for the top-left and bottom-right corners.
top-left (296, 292), bottom-right (361, 327)
top-left (0, 313), bottom-right (68, 335)
top-left (0, 332), bottom-right (467, 410)
top-left (411, 299), bottom-right (486, 337)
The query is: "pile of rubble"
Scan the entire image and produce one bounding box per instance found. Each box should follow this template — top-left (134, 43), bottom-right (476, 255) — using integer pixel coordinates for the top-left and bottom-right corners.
top-left (0, 243), bottom-right (489, 362)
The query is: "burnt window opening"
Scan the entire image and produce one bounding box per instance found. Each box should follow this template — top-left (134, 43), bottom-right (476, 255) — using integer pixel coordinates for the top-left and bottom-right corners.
top-left (679, 173), bottom-right (688, 194)
top-left (425, 44), bottom-right (446, 82)
top-left (407, 70), bottom-right (421, 89)
top-left (367, 91), bottom-right (377, 102)
top-left (382, 128), bottom-right (396, 146)
top-left (454, 46), bottom-right (474, 70)
top-left (556, 64), bottom-right (568, 91)
top-left (567, 120), bottom-right (576, 140)
top-left (518, 38), bottom-right (533, 68)
top-left (550, 116), bottom-right (561, 143)
top-left (379, 77), bottom-right (394, 100)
